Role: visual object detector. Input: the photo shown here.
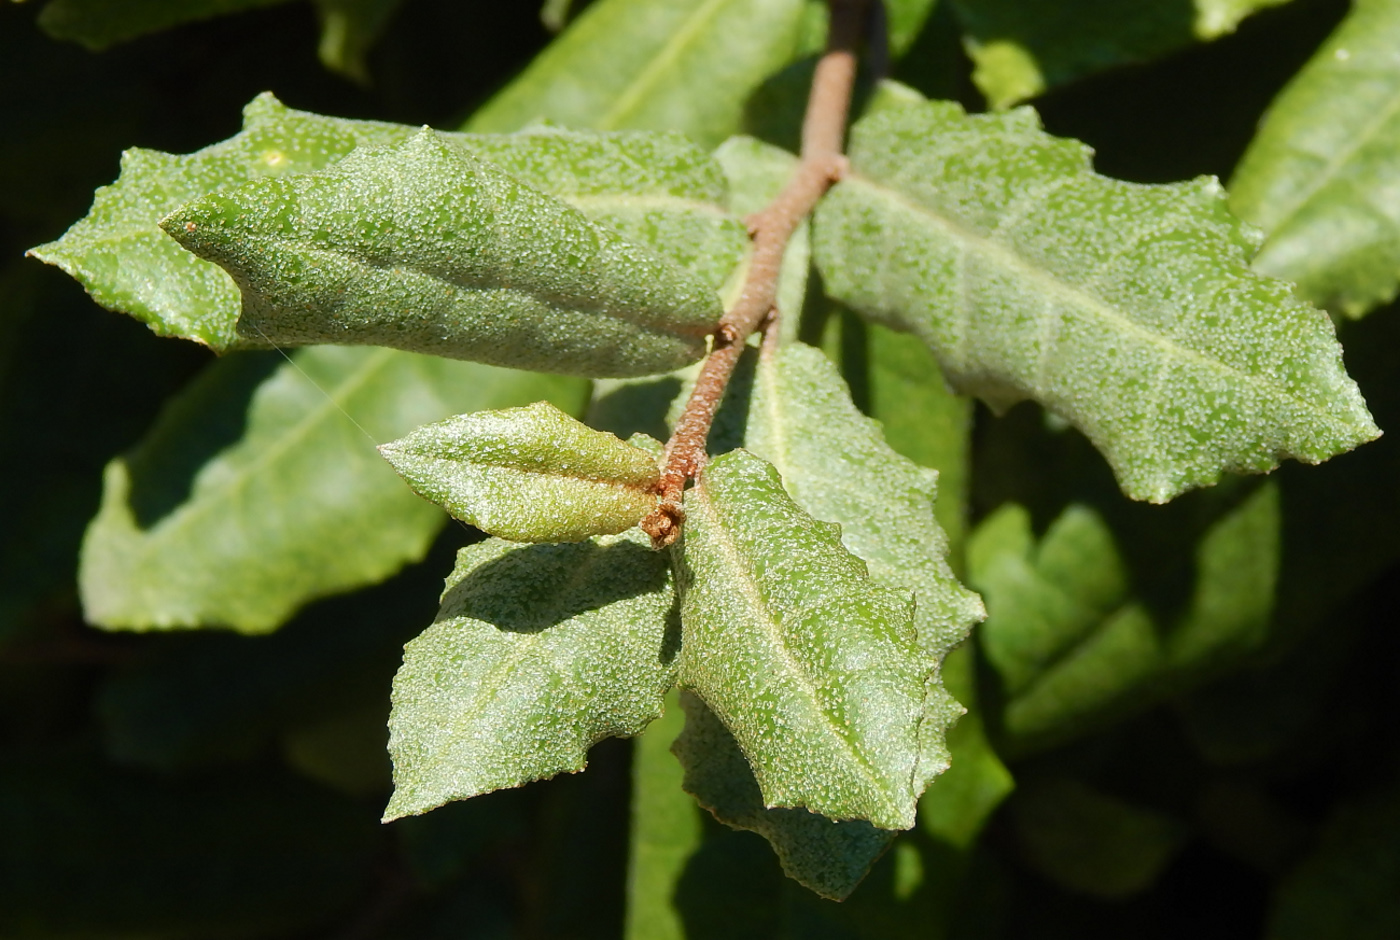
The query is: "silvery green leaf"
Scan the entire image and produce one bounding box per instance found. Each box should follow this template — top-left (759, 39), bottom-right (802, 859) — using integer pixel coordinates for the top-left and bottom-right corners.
top-left (814, 87), bottom-right (1378, 503)
top-left (163, 129), bottom-right (723, 378)
top-left (676, 449), bottom-right (927, 831)
top-left (383, 527), bottom-right (679, 819)
top-left (380, 401), bottom-right (660, 543)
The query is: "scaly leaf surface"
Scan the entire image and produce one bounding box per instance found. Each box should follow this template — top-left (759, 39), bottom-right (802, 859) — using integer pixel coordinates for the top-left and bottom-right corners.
top-left (950, 0), bottom-right (1294, 108)
top-left (814, 90), bottom-right (1377, 503)
top-left (29, 93), bottom-right (745, 351)
top-left (162, 130), bottom-right (722, 378)
top-left (712, 343), bottom-right (983, 792)
top-left (672, 690), bottom-right (896, 900)
top-left (380, 402), bottom-right (660, 543)
top-left (80, 348), bottom-right (587, 633)
top-left (383, 528), bottom-right (678, 819)
top-left (1230, 0), bottom-right (1400, 317)
top-left (676, 449), bottom-right (926, 831)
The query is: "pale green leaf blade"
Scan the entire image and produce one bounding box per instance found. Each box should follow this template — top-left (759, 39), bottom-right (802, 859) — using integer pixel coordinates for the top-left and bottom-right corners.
top-left (713, 342), bottom-right (984, 793)
top-left (465, 0), bottom-right (812, 147)
top-left (676, 448), bottom-right (927, 831)
top-left (80, 347), bottom-right (587, 633)
top-left (814, 90), bottom-right (1378, 503)
top-left (380, 401), bottom-right (660, 543)
top-left (29, 94), bottom-right (746, 351)
top-left (949, 0), bottom-right (1294, 109)
top-left (1230, 0), bottom-right (1400, 318)
top-left (624, 688), bottom-right (703, 940)
top-left (311, 0), bottom-right (403, 82)
top-left (672, 689), bottom-right (896, 900)
top-left (36, 0), bottom-right (292, 49)
top-left (162, 130), bottom-right (723, 378)
top-left (383, 528), bottom-right (679, 819)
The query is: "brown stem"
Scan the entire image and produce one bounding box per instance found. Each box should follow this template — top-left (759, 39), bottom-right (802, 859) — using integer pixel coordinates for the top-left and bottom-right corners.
top-left (641, 0), bottom-right (869, 549)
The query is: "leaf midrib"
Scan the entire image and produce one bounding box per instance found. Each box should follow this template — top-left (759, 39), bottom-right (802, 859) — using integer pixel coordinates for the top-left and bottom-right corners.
top-left (598, 0), bottom-right (736, 130)
top-left (691, 475), bottom-right (892, 808)
top-left (844, 172), bottom-right (1363, 436)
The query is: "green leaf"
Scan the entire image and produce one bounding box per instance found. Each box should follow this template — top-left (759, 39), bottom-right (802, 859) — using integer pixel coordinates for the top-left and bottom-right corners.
top-left (36, 0), bottom-right (293, 49)
top-left (383, 527), bottom-right (679, 819)
top-left (465, 0), bottom-right (814, 147)
top-left (949, 0), bottom-right (1294, 109)
top-left (162, 129), bottom-right (722, 378)
top-left (380, 401), bottom-right (660, 543)
top-left (29, 93), bottom-right (746, 352)
top-left (712, 342), bottom-right (984, 793)
top-left (969, 485), bottom-right (1281, 751)
top-left (672, 689), bottom-right (897, 900)
top-left (81, 347), bottom-right (587, 632)
top-left (814, 89), bottom-right (1377, 503)
top-left (676, 448), bottom-right (928, 831)
top-left (624, 688), bottom-right (703, 940)
top-left (1008, 776), bottom-right (1188, 899)
top-left (312, 0), bottom-right (403, 82)
top-left (1230, 0), bottom-right (1400, 318)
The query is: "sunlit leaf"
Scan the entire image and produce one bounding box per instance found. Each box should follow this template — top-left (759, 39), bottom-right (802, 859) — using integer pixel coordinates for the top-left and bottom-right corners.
top-left (676, 448), bottom-right (927, 831)
top-left (383, 528), bottom-right (679, 818)
top-left (814, 87), bottom-right (1377, 503)
top-left (1230, 0), bottom-right (1400, 318)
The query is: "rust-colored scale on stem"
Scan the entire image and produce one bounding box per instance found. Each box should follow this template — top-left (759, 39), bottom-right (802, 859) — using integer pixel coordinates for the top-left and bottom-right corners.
top-left (642, 0), bottom-right (870, 549)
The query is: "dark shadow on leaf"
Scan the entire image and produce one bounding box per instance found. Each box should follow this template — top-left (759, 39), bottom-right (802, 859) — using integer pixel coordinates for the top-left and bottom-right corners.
top-left (587, 375), bottom-right (681, 442)
top-left (127, 350), bottom-right (282, 529)
top-left (438, 537), bottom-right (672, 636)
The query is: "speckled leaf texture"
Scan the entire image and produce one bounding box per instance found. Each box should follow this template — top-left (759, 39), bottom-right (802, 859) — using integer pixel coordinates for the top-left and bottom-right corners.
top-left (672, 690), bottom-right (896, 900)
top-left (465, 0), bottom-right (814, 146)
top-left (383, 528), bottom-right (678, 819)
top-left (676, 449), bottom-right (927, 831)
top-left (1230, 0), bottom-right (1400, 318)
top-left (380, 402), bottom-right (659, 543)
top-left (814, 88), bottom-right (1378, 504)
top-left (162, 130), bottom-right (722, 378)
top-left (714, 343), bottom-right (984, 792)
top-left (29, 93), bottom-right (746, 352)
top-left (80, 349), bottom-right (587, 633)
top-left (949, 0), bottom-right (1294, 109)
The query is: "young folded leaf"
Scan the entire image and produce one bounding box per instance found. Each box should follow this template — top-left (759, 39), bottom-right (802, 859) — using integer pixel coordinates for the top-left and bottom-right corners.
top-left (379, 401), bottom-right (660, 543)
top-left (711, 343), bottom-right (984, 793)
top-left (672, 690), bottom-right (897, 901)
top-left (676, 449), bottom-right (928, 832)
top-left (1230, 0), bottom-right (1400, 318)
top-left (383, 529), bottom-right (678, 819)
top-left (162, 129), bottom-right (723, 377)
top-left (814, 87), bottom-right (1379, 504)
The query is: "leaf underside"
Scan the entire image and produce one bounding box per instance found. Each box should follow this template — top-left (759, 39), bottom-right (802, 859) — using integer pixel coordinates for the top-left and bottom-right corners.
top-left (1230, 0), bottom-right (1400, 318)
top-left (384, 528), bottom-right (679, 820)
top-left (676, 449), bottom-right (927, 832)
top-left (814, 88), bottom-right (1378, 504)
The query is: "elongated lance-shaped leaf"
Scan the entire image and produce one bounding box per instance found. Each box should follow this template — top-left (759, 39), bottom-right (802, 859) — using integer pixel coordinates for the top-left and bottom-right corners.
top-left (380, 401), bottom-right (660, 543)
top-left (672, 690), bottom-right (896, 900)
top-left (81, 347), bottom-right (587, 633)
top-left (814, 87), bottom-right (1378, 504)
top-left (28, 93), bottom-right (746, 351)
top-left (36, 0), bottom-right (294, 49)
top-left (383, 528), bottom-right (679, 819)
top-left (949, 0), bottom-right (1294, 109)
top-left (676, 449), bottom-right (927, 831)
top-left (465, 0), bottom-right (813, 147)
top-left (711, 343), bottom-right (984, 792)
top-left (162, 130), bottom-right (723, 378)
top-left (1230, 0), bottom-right (1400, 318)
